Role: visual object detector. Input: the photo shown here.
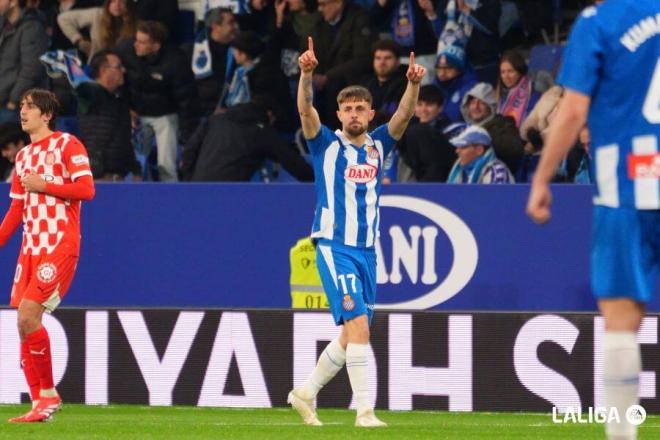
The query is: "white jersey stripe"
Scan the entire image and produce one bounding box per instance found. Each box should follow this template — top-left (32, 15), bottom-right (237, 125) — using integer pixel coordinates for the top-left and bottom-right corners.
top-left (632, 135), bottom-right (659, 209)
top-left (343, 146), bottom-right (359, 246)
top-left (593, 144), bottom-right (620, 208)
top-left (318, 245), bottom-right (338, 289)
top-left (313, 141), bottom-right (340, 241)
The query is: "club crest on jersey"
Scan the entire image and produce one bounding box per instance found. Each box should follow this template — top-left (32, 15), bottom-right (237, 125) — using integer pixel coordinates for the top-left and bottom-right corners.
top-left (345, 164), bottom-right (377, 183)
top-left (342, 294), bottom-right (355, 311)
top-left (366, 146), bottom-right (380, 160)
top-left (45, 152), bottom-right (55, 165)
top-left (37, 262), bottom-right (57, 283)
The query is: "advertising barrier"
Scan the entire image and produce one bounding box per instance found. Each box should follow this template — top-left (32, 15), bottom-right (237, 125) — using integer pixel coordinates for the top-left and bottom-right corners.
top-left (0, 183), bottom-right (648, 311)
top-left (0, 308), bottom-right (657, 413)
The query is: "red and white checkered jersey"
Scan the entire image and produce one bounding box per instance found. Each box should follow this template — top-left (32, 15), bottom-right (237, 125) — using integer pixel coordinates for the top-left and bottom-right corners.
top-left (9, 132), bottom-right (93, 255)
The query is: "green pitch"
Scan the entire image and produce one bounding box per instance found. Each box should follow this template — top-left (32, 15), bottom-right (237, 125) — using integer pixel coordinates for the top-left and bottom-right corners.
top-left (0, 405), bottom-right (657, 439)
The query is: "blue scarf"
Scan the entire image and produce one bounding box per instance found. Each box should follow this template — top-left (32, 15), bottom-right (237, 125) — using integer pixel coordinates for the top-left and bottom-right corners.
top-left (39, 50), bottom-right (93, 88)
top-left (447, 148), bottom-right (495, 183)
top-left (192, 28), bottom-right (212, 79)
top-left (392, 0), bottom-right (415, 47)
top-left (224, 60), bottom-right (257, 107)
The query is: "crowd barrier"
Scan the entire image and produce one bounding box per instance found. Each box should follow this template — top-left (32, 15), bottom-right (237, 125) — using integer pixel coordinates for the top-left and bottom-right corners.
top-left (0, 183), bottom-right (656, 311)
top-left (0, 308), bottom-right (657, 413)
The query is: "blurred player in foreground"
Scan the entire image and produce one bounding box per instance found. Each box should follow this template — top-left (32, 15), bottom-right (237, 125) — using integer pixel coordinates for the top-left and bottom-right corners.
top-left (288, 37), bottom-right (424, 427)
top-left (527, 1), bottom-right (659, 438)
top-left (1, 89), bottom-right (95, 423)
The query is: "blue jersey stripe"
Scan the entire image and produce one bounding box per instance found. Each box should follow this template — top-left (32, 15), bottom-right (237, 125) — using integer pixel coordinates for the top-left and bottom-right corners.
top-left (356, 147), bottom-right (368, 246)
top-left (334, 136), bottom-right (347, 244)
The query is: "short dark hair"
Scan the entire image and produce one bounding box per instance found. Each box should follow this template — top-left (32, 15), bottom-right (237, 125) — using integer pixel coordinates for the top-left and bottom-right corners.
top-left (137, 20), bottom-right (168, 45)
top-left (0, 122), bottom-right (29, 149)
top-left (230, 31), bottom-right (265, 59)
top-left (89, 49), bottom-right (119, 79)
top-left (371, 39), bottom-right (401, 58)
top-left (336, 85), bottom-right (372, 106)
top-left (20, 89), bottom-right (60, 131)
top-left (418, 85), bottom-right (444, 107)
top-left (206, 7), bottom-right (234, 27)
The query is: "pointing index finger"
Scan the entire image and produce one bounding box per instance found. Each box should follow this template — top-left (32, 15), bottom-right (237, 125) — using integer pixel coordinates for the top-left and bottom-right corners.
top-left (409, 51), bottom-right (415, 67)
top-left (308, 37), bottom-right (314, 53)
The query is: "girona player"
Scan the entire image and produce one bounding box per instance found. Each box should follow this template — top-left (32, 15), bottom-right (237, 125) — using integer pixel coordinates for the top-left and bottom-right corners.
top-left (0, 89), bottom-right (95, 423)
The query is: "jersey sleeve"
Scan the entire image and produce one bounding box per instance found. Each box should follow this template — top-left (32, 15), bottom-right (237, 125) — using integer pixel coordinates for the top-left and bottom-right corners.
top-left (556, 8), bottom-right (603, 98)
top-left (371, 124), bottom-right (398, 158)
top-left (63, 136), bottom-right (93, 181)
top-left (9, 168), bottom-right (25, 201)
top-left (305, 125), bottom-right (335, 157)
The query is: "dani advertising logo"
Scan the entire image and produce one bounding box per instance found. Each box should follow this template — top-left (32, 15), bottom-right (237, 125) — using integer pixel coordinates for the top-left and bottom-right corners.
top-left (345, 164), bottom-right (378, 183)
top-left (375, 195), bottom-right (478, 310)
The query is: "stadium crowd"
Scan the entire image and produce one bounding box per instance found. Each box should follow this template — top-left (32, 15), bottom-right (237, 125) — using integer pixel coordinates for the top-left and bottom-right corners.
top-left (0, 0), bottom-right (594, 183)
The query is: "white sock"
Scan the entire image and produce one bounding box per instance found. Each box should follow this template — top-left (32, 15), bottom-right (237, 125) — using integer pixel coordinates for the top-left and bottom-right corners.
top-left (298, 338), bottom-right (346, 400)
top-left (346, 343), bottom-right (370, 415)
top-left (603, 331), bottom-right (640, 440)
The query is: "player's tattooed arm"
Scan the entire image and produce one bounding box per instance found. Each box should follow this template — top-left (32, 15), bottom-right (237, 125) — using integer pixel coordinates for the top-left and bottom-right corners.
top-left (389, 52), bottom-right (426, 140)
top-left (297, 37), bottom-right (321, 139)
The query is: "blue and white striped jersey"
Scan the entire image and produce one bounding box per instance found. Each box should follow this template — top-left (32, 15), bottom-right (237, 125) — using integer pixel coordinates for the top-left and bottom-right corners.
top-left (557, 0), bottom-right (660, 209)
top-left (307, 124), bottom-right (396, 248)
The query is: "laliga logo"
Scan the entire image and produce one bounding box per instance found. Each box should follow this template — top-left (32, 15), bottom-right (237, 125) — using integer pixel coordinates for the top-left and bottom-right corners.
top-left (345, 164), bottom-right (377, 183)
top-left (375, 195), bottom-right (478, 310)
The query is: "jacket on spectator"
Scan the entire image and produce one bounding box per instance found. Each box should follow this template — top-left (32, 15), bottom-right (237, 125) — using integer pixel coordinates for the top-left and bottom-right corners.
top-left (183, 38), bottom-right (232, 116)
top-left (118, 40), bottom-right (199, 140)
top-left (361, 64), bottom-right (407, 124)
top-left (520, 85), bottom-right (563, 143)
top-left (460, 83), bottom-right (523, 174)
top-left (0, 9), bottom-right (48, 107)
top-left (447, 148), bottom-right (514, 183)
top-left (76, 82), bottom-right (139, 178)
top-left (57, 7), bottom-right (103, 62)
top-left (396, 115), bottom-right (455, 182)
top-left (370, 0), bottom-right (438, 56)
top-left (181, 103), bottom-right (313, 182)
top-left (434, 68), bottom-right (478, 123)
top-left (309, 3), bottom-right (374, 84)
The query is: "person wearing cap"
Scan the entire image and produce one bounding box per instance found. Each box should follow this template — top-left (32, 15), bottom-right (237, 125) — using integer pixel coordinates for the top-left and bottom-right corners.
top-left (460, 81), bottom-right (523, 174)
top-left (432, 43), bottom-right (478, 123)
top-left (447, 124), bottom-right (514, 184)
top-left (219, 30), bottom-right (294, 131)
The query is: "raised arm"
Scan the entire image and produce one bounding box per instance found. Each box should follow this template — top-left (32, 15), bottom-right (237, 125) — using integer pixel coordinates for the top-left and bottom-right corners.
top-left (388, 52), bottom-right (426, 140)
top-left (297, 37), bottom-right (321, 139)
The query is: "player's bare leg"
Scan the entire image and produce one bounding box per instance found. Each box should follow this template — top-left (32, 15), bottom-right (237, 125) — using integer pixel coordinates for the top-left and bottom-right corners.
top-left (599, 299), bottom-right (644, 440)
top-left (9, 299), bottom-right (61, 423)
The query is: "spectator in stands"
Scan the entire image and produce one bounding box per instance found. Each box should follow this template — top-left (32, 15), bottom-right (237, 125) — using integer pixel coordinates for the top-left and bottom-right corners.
top-left (272, 0), bottom-right (319, 84)
top-left (45, 0), bottom-right (86, 51)
top-left (186, 7), bottom-right (239, 117)
top-left (181, 97), bottom-right (313, 182)
top-left (422, 0), bottom-right (501, 84)
top-left (220, 30), bottom-right (294, 131)
top-left (309, 0), bottom-right (374, 126)
top-left (495, 50), bottom-right (540, 128)
top-left (460, 82), bottom-right (523, 174)
top-left (76, 50), bottom-right (140, 180)
top-left (370, 0), bottom-right (438, 81)
top-left (447, 125), bottom-right (513, 183)
top-left (58, 0), bottom-right (137, 62)
top-left (0, 0), bottom-right (49, 123)
top-left (0, 122), bottom-right (29, 180)
top-left (393, 84), bottom-right (455, 182)
top-left (361, 39), bottom-right (407, 127)
top-left (520, 84), bottom-right (562, 147)
top-left (433, 43), bottom-right (477, 123)
top-left (118, 20), bottom-right (198, 182)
